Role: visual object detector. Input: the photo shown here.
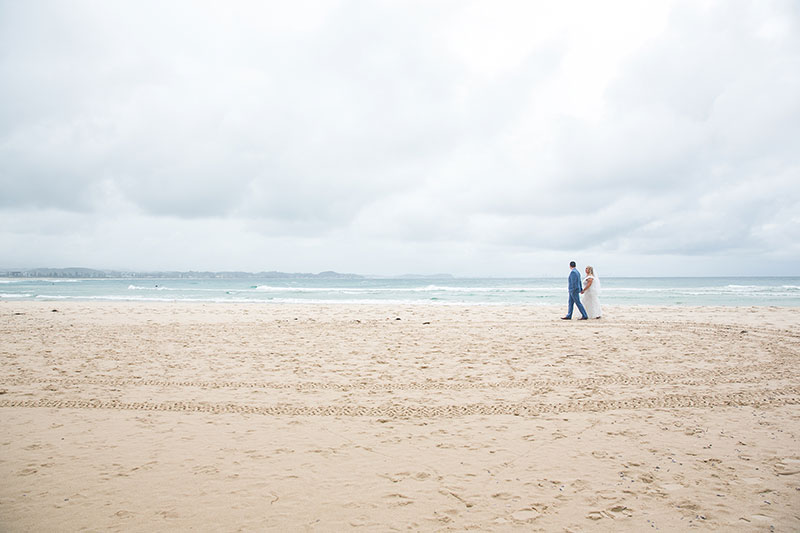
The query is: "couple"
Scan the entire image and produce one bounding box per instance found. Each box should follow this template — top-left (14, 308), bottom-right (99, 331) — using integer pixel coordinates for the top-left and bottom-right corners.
top-left (561, 261), bottom-right (601, 320)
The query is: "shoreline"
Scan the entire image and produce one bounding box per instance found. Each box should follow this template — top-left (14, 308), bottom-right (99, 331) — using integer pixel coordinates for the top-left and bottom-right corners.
top-left (4, 300), bottom-right (800, 327)
top-left (4, 299), bottom-right (800, 306)
top-left (1, 302), bottom-right (798, 530)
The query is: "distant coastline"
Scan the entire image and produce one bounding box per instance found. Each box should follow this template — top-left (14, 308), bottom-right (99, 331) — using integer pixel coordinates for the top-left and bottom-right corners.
top-left (0, 268), bottom-right (365, 280)
top-left (0, 267), bottom-right (456, 280)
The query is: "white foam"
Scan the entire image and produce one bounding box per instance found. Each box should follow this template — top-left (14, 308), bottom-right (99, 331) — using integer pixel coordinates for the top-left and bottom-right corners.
top-left (408, 285), bottom-right (558, 293)
top-left (251, 285), bottom-right (560, 293)
top-left (127, 284), bottom-right (233, 292)
top-left (0, 293), bottom-right (33, 298)
top-left (29, 293), bottom-right (543, 306)
top-left (260, 297), bottom-right (531, 306)
top-left (128, 284), bottom-right (178, 291)
top-left (602, 287), bottom-right (668, 292)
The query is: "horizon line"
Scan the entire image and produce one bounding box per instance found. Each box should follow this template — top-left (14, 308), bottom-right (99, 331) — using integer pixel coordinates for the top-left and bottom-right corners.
top-left (0, 267), bottom-right (796, 280)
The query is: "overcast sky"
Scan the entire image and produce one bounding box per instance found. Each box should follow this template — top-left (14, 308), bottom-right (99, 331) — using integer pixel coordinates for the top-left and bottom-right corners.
top-left (1, 0), bottom-right (798, 277)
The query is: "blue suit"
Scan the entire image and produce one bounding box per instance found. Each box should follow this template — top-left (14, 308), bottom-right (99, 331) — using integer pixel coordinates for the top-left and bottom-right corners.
top-left (565, 268), bottom-right (588, 319)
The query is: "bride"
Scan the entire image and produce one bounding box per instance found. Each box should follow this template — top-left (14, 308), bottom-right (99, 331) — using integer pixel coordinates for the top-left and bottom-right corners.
top-left (581, 266), bottom-right (602, 319)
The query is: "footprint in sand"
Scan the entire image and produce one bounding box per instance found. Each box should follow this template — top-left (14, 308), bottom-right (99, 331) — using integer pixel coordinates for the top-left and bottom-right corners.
top-left (587, 506), bottom-right (632, 520)
top-left (349, 517), bottom-right (371, 527)
top-left (774, 458), bottom-right (800, 476)
top-left (383, 493), bottom-right (414, 507)
top-left (511, 508), bottom-right (541, 522)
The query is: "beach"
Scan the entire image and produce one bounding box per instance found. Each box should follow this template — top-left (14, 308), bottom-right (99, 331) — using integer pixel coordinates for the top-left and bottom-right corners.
top-left (1, 302), bottom-right (798, 531)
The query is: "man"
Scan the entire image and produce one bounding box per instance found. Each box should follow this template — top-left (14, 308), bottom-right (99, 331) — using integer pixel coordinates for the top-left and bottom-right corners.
top-left (561, 261), bottom-right (588, 320)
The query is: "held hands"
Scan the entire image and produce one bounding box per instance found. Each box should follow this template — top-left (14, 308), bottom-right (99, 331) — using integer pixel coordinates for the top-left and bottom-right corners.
top-left (580, 290), bottom-right (585, 294)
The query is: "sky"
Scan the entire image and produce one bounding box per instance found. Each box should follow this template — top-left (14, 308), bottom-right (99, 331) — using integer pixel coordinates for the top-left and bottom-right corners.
top-left (1, 0), bottom-right (799, 277)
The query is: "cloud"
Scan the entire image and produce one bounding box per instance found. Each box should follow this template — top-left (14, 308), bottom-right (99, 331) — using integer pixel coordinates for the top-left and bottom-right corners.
top-left (0, 0), bottom-right (798, 275)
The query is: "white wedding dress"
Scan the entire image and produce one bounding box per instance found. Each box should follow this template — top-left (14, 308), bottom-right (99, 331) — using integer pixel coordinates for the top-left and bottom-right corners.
top-left (583, 275), bottom-right (602, 319)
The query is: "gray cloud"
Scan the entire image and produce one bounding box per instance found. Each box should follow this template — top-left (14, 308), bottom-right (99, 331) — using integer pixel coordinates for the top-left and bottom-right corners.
top-left (0, 0), bottom-right (798, 275)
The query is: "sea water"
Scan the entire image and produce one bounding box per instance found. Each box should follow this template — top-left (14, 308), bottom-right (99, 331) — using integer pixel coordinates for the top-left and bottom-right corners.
top-left (1, 277), bottom-right (799, 306)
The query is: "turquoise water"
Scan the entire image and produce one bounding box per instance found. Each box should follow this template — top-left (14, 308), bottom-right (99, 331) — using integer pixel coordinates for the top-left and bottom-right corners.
top-left (1, 277), bottom-right (799, 306)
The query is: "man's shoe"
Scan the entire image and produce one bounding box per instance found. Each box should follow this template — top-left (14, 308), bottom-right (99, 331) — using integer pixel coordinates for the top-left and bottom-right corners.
top-left (578, 317), bottom-right (588, 320)
top-left (560, 317), bottom-right (571, 320)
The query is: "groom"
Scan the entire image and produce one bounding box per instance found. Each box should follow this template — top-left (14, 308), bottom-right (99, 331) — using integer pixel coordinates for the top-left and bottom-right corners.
top-left (561, 261), bottom-right (588, 320)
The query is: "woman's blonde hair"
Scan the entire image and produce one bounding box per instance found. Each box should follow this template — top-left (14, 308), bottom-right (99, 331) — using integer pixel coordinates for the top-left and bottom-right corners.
top-left (585, 266), bottom-right (595, 276)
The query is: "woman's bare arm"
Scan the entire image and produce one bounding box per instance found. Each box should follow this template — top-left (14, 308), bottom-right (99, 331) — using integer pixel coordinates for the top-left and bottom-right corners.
top-left (581, 278), bottom-right (593, 294)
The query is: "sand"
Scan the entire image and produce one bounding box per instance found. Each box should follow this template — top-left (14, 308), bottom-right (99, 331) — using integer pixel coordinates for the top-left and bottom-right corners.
top-left (0, 302), bottom-right (798, 532)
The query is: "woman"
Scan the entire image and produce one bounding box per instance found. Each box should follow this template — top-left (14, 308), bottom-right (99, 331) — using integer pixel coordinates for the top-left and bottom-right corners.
top-left (581, 266), bottom-right (602, 319)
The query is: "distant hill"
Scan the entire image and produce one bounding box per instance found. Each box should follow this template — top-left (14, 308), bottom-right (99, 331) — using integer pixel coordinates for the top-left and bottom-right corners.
top-left (393, 273), bottom-right (455, 279)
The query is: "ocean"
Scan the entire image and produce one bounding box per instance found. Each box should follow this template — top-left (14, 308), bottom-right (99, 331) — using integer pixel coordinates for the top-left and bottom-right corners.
top-left (1, 277), bottom-right (799, 306)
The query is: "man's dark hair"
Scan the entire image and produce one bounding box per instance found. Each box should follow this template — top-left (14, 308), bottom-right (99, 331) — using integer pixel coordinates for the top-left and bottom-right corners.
top-left (569, 261), bottom-right (576, 267)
